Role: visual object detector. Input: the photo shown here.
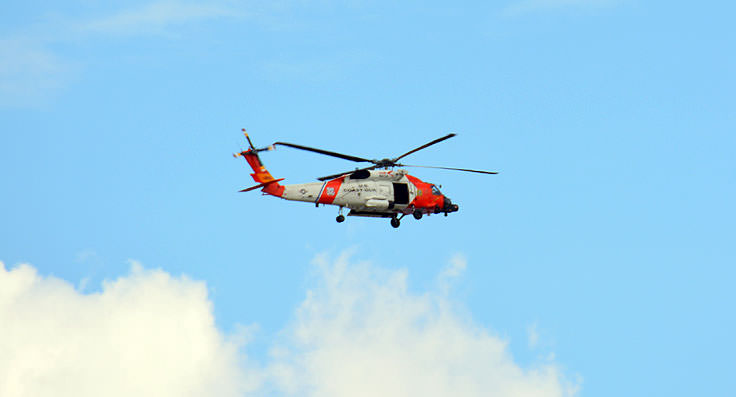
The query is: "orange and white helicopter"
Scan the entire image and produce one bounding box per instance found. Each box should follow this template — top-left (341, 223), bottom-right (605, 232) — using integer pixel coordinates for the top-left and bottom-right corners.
top-left (234, 130), bottom-right (497, 228)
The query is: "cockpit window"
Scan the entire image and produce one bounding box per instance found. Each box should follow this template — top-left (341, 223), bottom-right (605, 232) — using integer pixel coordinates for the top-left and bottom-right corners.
top-left (431, 185), bottom-right (442, 195)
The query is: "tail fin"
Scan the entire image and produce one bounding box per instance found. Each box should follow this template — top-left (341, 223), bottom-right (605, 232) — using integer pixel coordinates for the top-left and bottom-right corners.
top-left (234, 130), bottom-right (285, 197)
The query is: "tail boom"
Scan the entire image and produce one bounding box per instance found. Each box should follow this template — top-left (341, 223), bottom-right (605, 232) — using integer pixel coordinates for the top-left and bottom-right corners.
top-left (235, 149), bottom-right (285, 197)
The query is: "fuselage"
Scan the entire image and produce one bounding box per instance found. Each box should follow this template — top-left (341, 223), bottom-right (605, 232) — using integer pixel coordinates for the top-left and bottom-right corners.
top-left (279, 169), bottom-right (456, 217)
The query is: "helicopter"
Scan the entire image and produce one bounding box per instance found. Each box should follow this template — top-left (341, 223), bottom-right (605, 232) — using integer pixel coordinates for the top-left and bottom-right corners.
top-left (234, 130), bottom-right (497, 228)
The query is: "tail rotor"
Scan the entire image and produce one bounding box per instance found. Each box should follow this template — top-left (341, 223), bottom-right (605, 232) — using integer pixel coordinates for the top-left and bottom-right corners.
top-left (233, 129), bottom-right (275, 158)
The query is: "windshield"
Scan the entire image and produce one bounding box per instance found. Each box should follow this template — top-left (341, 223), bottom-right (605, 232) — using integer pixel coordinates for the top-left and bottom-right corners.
top-left (431, 185), bottom-right (442, 195)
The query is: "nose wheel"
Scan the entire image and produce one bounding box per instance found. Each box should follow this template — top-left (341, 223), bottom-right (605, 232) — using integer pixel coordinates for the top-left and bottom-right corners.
top-left (336, 207), bottom-right (345, 223)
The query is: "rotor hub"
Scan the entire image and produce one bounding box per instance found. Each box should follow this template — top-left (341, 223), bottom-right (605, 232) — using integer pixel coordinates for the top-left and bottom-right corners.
top-left (373, 158), bottom-right (397, 168)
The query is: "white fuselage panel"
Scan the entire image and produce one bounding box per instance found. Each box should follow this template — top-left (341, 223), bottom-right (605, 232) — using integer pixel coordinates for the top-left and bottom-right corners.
top-left (278, 169), bottom-right (418, 213)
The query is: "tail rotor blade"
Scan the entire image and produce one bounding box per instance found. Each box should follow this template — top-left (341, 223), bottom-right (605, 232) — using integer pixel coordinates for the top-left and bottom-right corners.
top-left (242, 128), bottom-right (255, 150)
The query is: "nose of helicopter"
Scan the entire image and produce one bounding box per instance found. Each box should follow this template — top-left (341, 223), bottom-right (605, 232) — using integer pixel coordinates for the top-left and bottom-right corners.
top-left (443, 196), bottom-right (459, 213)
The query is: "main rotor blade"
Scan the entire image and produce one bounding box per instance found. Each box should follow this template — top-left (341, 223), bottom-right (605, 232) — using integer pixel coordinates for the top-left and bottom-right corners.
top-left (392, 133), bottom-right (456, 162)
top-left (317, 166), bottom-right (376, 181)
top-left (273, 142), bottom-right (373, 163)
top-left (401, 164), bottom-right (498, 175)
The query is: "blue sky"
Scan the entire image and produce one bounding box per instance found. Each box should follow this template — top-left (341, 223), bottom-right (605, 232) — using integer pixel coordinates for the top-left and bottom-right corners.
top-left (1, 1), bottom-right (734, 396)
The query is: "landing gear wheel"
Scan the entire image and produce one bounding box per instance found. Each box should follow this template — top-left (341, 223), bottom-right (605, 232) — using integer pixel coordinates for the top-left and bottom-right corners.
top-left (390, 217), bottom-right (400, 228)
top-left (413, 210), bottom-right (423, 220)
top-left (336, 215), bottom-right (345, 223)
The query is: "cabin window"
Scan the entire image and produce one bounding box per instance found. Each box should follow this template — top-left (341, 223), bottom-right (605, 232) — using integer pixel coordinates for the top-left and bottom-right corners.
top-left (431, 185), bottom-right (442, 195)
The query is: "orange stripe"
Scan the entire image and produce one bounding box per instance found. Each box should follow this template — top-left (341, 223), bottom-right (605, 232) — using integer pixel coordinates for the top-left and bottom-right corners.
top-left (318, 178), bottom-right (343, 204)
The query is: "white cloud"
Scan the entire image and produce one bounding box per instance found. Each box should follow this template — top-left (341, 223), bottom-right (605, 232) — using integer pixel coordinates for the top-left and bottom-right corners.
top-left (0, 1), bottom-right (245, 107)
top-left (266, 252), bottom-right (577, 396)
top-left (0, 253), bottom-right (578, 397)
top-left (504, 0), bottom-right (617, 16)
top-left (528, 322), bottom-right (540, 349)
top-left (0, 260), bottom-right (258, 397)
top-left (0, 38), bottom-right (75, 107)
top-left (440, 253), bottom-right (468, 279)
top-left (80, 1), bottom-right (245, 36)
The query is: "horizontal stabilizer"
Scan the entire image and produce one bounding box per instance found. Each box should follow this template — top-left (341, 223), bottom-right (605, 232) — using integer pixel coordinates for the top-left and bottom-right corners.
top-left (239, 178), bottom-right (285, 192)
